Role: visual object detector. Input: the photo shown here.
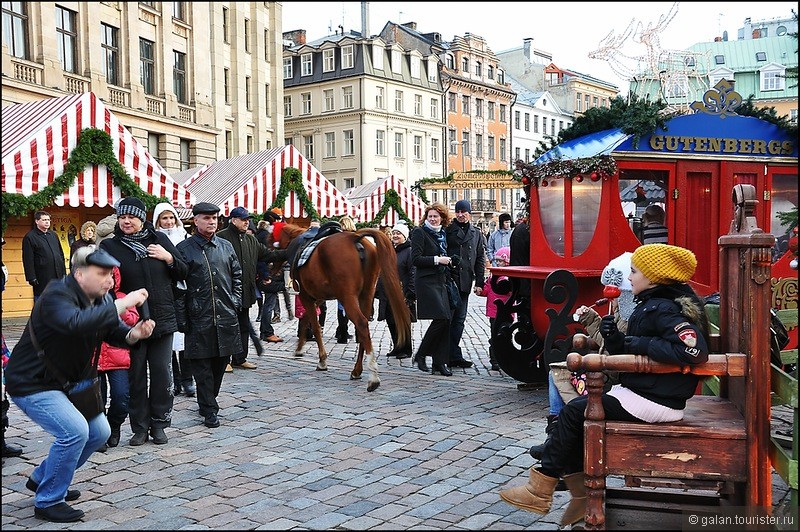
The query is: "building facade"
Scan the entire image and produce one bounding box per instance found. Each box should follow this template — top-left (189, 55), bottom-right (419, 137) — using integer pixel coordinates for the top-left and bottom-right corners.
top-left (1, 1), bottom-right (284, 175)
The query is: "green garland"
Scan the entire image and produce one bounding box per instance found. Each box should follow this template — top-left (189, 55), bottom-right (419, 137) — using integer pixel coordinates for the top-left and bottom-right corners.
top-left (355, 188), bottom-right (414, 228)
top-left (411, 170), bottom-right (515, 204)
top-left (1, 128), bottom-right (174, 232)
top-left (267, 166), bottom-right (326, 221)
top-left (513, 155), bottom-right (618, 186)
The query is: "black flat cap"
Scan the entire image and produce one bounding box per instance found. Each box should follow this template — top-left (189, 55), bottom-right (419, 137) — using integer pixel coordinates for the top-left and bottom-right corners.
top-left (72, 247), bottom-right (120, 269)
top-left (192, 202), bottom-right (220, 215)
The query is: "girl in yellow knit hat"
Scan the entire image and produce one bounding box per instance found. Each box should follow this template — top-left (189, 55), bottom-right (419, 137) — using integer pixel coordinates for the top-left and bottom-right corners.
top-left (499, 243), bottom-right (710, 527)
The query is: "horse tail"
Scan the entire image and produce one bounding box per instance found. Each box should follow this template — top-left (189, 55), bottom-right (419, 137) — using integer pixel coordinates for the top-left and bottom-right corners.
top-left (358, 228), bottom-right (411, 350)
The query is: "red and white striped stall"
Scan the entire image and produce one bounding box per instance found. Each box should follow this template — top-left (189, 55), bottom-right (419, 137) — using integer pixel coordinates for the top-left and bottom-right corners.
top-left (1, 92), bottom-right (193, 207)
top-left (174, 144), bottom-right (358, 219)
top-left (346, 175), bottom-right (427, 227)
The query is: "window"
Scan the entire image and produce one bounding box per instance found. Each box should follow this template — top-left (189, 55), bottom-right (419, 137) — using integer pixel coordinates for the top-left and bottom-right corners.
top-left (542, 116), bottom-right (547, 135)
top-left (593, 96), bottom-right (599, 108)
top-left (343, 130), bottom-right (354, 156)
top-left (499, 104), bottom-right (506, 123)
top-left (475, 134), bottom-right (483, 158)
top-left (445, 54), bottom-right (454, 69)
top-left (303, 135), bottom-right (314, 159)
top-left (488, 136), bottom-right (495, 160)
top-left (559, 120), bottom-right (564, 132)
top-left (376, 130), bottom-right (385, 156)
top-left (225, 131), bottom-right (232, 158)
top-left (514, 110), bottom-right (520, 129)
top-left (487, 65), bottom-right (494, 80)
top-left (714, 55), bottom-right (725, 65)
top-left (487, 101), bottom-right (495, 120)
top-left (394, 132), bottom-right (404, 157)
top-left (247, 135), bottom-right (254, 154)
top-left (301, 53), bottom-right (312, 76)
top-left (284, 137), bottom-right (293, 146)
top-left (499, 138), bottom-right (506, 161)
top-left (414, 94), bottom-right (422, 116)
top-left (325, 132), bottom-right (336, 157)
top-left (341, 45), bottom-right (354, 69)
top-left (461, 56), bottom-right (469, 72)
top-left (427, 59), bottom-right (437, 82)
top-left (461, 132), bottom-right (470, 156)
top-left (684, 56), bottom-right (696, 67)
top-left (474, 61), bottom-right (482, 77)
top-left (222, 7), bottom-right (229, 43)
top-left (431, 138), bottom-right (440, 163)
top-left (223, 68), bottom-right (230, 103)
top-left (147, 133), bottom-right (160, 162)
top-left (475, 98), bottom-right (483, 118)
top-left (2, 2), bottom-right (28, 59)
top-left (372, 44), bottom-right (383, 69)
top-left (413, 135), bottom-right (422, 160)
top-left (448, 93), bottom-right (456, 112)
top-left (496, 69), bottom-right (505, 84)
top-left (410, 55), bottom-right (420, 78)
top-left (524, 148), bottom-right (530, 162)
top-left (762, 70), bottom-right (784, 91)
top-left (264, 28), bottom-right (270, 59)
top-left (395, 90), bottom-right (404, 112)
top-left (173, 51), bottom-right (187, 104)
top-left (376, 86), bottom-right (385, 109)
top-left (551, 118), bottom-right (556, 134)
top-left (323, 89), bottom-right (334, 112)
top-left (179, 139), bottom-right (191, 171)
top-left (533, 114), bottom-right (539, 133)
top-left (430, 98), bottom-right (438, 119)
top-left (576, 92), bottom-right (582, 112)
top-left (448, 129), bottom-right (457, 154)
top-left (101, 23), bottom-right (119, 85)
top-left (172, 2), bottom-right (185, 21)
top-left (323, 49), bottom-right (335, 72)
top-left (462, 95), bottom-right (470, 115)
top-left (524, 112), bottom-right (530, 131)
top-left (244, 18), bottom-right (250, 52)
top-left (344, 177), bottom-right (354, 189)
top-left (342, 86), bottom-right (353, 109)
top-left (140, 38), bottom-right (155, 95)
top-left (245, 75), bottom-right (251, 109)
top-left (283, 57), bottom-right (292, 79)
top-left (755, 52), bottom-right (767, 62)
top-left (515, 147), bottom-right (521, 161)
top-left (301, 92), bottom-right (311, 114)
top-left (391, 49), bottom-right (402, 74)
top-left (264, 83), bottom-right (271, 115)
top-left (56, 6), bottom-right (77, 73)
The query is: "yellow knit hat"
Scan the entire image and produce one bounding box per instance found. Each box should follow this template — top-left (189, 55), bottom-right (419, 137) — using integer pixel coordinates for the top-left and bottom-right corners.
top-left (631, 244), bottom-right (697, 285)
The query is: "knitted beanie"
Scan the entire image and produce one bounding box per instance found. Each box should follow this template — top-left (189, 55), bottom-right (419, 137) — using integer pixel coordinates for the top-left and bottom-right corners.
top-left (117, 197), bottom-right (147, 221)
top-left (494, 246), bottom-right (511, 263)
top-left (631, 244), bottom-right (697, 285)
top-left (391, 222), bottom-right (409, 240)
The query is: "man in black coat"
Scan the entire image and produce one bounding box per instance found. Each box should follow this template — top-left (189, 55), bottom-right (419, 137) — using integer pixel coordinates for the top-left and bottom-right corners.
top-left (22, 211), bottom-right (66, 301)
top-left (445, 200), bottom-right (486, 369)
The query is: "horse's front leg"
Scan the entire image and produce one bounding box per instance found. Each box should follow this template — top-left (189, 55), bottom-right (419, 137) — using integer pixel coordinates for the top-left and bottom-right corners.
top-left (351, 344), bottom-right (364, 380)
top-left (309, 303), bottom-right (328, 371)
top-left (294, 315), bottom-right (308, 357)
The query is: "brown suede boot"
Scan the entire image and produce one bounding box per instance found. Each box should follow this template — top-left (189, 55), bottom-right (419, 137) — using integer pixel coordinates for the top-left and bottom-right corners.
top-left (499, 467), bottom-right (559, 514)
top-left (560, 472), bottom-right (587, 526)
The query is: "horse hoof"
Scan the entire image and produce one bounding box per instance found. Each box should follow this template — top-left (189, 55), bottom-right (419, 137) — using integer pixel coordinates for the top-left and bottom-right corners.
top-left (294, 352), bottom-right (304, 357)
top-left (367, 381), bottom-right (380, 392)
top-left (350, 373), bottom-right (362, 380)
top-left (316, 364), bottom-right (328, 371)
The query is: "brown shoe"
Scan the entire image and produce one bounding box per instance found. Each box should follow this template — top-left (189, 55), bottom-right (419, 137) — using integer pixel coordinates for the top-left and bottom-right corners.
top-left (225, 364), bottom-right (233, 373)
top-left (264, 334), bottom-right (283, 343)
top-left (232, 361), bottom-right (257, 369)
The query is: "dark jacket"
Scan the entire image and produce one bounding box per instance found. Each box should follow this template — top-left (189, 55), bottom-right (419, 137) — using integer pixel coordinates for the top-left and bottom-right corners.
top-left (611, 284), bottom-right (710, 409)
top-left (22, 228), bottom-right (66, 296)
top-left (176, 234), bottom-right (243, 359)
top-left (5, 275), bottom-right (131, 397)
top-left (445, 220), bottom-right (486, 293)
top-left (376, 239), bottom-right (415, 321)
top-left (217, 225), bottom-right (283, 309)
top-left (100, 227), bottom-right (188, 339)
top-left (410, 226), bottom-right (450, 320)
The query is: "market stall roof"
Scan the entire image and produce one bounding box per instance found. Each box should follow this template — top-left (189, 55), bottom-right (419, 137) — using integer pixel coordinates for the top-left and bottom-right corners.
top-left (174, 144), bottom-right (358, 218)
top-left (1, 92), bottom-right (193, 207)
top-left (535, 129), bottom-right (630, 164)
top-left (345, 175), bottom-right (426, 226)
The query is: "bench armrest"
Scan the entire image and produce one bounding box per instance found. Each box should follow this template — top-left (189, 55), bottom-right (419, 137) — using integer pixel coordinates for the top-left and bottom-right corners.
top-left (566, 353), bottom-right (746, 377)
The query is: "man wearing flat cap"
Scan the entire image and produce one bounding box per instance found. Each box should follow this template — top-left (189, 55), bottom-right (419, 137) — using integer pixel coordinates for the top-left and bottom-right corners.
top-left (6, 246), bottom-right (154, 523)
top-left (217, 207), bottom-right (287, 369)
top-left (176, 202), bottom-right (242, 429)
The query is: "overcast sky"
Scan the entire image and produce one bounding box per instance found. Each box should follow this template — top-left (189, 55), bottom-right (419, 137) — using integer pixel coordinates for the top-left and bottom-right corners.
top-left (281, 1), bottom-right (797, 93)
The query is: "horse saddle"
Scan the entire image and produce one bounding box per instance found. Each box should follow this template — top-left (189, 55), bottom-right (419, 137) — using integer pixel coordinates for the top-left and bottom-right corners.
top-left (315, 221), bottom-right (342, 241)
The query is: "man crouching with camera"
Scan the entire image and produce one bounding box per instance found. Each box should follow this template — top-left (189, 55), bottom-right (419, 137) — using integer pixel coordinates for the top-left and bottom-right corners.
top-left (5, 246), bottom-right (154, 523)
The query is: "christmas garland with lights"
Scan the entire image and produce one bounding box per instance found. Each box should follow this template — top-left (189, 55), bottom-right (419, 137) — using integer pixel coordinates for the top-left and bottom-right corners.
top-left (267, 166), bottom-right (326, 221)
top-left (513, 155), bottom-right (618, 187)
top-left (355, 188), bottom-right (414, 228)
top-left (1, 128), bottom-right (173, 232)
top-left (412, 169), bottom-right (515, 204)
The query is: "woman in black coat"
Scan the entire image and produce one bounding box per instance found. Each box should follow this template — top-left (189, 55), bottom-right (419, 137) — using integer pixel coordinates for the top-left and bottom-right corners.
top-left (410, 203), bottom-right (455, 376)
top-left (99, 198), bottom-right (187, 446)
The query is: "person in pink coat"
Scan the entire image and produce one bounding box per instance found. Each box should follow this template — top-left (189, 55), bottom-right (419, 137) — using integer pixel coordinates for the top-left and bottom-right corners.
top-left (479, 246), bottom-right (511, 371)
top-left (98, 266), bottom-right (139, 451)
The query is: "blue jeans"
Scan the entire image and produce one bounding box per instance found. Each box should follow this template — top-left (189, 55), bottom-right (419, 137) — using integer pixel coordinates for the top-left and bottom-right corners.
top-left (10, 390), bottom-right (110, 508)
top-left (100, 369), bottom-right (130, 427)
top-left (548, 371), bottom-right (565, 416)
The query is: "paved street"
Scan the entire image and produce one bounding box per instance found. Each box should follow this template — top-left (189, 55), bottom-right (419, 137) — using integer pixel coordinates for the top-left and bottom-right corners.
top-left (2, 295), bottom-right (792, 530)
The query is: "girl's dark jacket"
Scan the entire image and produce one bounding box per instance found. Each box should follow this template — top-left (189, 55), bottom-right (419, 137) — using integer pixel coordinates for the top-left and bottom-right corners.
top-left (6, 275), bottom-right (132, 397)
top-left (609, 283), bottom-right (710, 410)
top-left (100, 225), bottom-right (188, 339)
top-left (376, 239), bottom-right (416, 321)
top-left (176, 233), bottom-right (243, 359)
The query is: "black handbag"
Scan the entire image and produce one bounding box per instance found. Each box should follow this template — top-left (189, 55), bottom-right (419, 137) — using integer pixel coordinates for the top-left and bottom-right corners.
top-left (446, 278), bottom-right (462, 310)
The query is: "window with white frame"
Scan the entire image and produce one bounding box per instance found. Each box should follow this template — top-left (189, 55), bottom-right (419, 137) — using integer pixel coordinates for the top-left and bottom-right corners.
top-left (343, 129), bottom-right (354, 156)
top-left (499, 138), bottom-right (506, 161)
top-left (140, 38), bottom-right (155, 94)
top-left (323, 49), bottom-right (335, 72)
top-left (301, 92), bottom-right (311, 114)
top-left (534, 114), bottom-right (539, 133)
top-left (514, 110), bottom-right (520, 129)
top-left (427, 58), bottom-right (437, 82)
top-left (247, 135), bottom-right (254, 153)
top-left (666, 78), bottom-right (688, 98)
top-left (2, 1), bottom-right (28, 59)
top-left (344, 177), bottom-right (355, 189)
top-left (487, 64), bottom-right (494, 80)
top-left (475, 61), bottom-right (482, 77)
top-left (373, 44), bottom-right (383, 69)
top-left (341, 45), bottom-right (354, 69)
top-left (475, 134), bottom-right (483, 158)
top-left (524, 113), bottom-right (530, 131)
top-left (461, 56), bottom-right (469, 71)
top-left (542, 116), bottom-right (547, 135)
top-left (325, 132), bottom-right (336, 157)
top-left (761, 68), bottom-right (785, 91)
top-left (488, 101), bottom-right (495, 120)
top-left (56, 6), bottom-right (78, 73)
top-left (391, 49), bottom-right (402, 73)
top-left (461, 131), bottom-right (470, 156)
top-left (323, 89), bottom-right (334, 112)
top-left (303, 135), bottom-right (314, 159)
top-left (462, 95), bottom-right (470, 115)
top-left (376, 130), bottom-right (385, 156)
top-left (488, 136), bottom-right (495, 160)
top-left (445, 54), bottom-right (454, 69)
top-left (376, 86), bottom-right (385, 109)
top-left (101, 23), bottom-right (119, 85)
top-left (283, 57), bottom-right (292, 79)
top-left (525, 148), bottom-right (530, 162)
top-left (499, 104), bottom-right (506, 123)
top-left (431, 138), bottom-right (439, 162)
top-left (395, 90), bottom-right (404, 112)
top-left (497, 69), bottom-right (505, 84)
top-left (576, 92), bottom-right (582, 112)
top-left (244, 75), bottom-right (251, 110)
top-left (414, 135), bottom-right (422, 160)
top-left (448, 93), bottom-right (456, 112)
top-left (179, 138), bottom-right (191, 170)
top-left (301, 53), bottom-right (312, 76)
top-left (515, 147), bottom-right (521, 161)
top-left (342, 86), bottom-right (353, 109)
top-left (283, 95), bottom-right (292, 116)
top-left (414, 94), bottom-right (422, 116)
top-left (244, 18), bottom-right (251, 53)
top-left (394, 132), bottom-right (404, 157)
top-left (410, 55), bottom-right (421, 78)
top-left (430, 98), bottom-right (438, 119)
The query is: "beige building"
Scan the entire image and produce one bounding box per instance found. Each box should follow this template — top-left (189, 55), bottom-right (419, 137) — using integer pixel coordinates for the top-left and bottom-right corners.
top-left (1, 1), bottom-right (284, 175)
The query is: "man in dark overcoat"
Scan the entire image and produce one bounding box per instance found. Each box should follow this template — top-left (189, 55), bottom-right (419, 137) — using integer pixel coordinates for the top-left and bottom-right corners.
top-left (22, 210), bottom-right (66, 301)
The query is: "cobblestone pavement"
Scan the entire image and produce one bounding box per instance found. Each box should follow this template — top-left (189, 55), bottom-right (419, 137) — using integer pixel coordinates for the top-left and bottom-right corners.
top-left (2, 295), bottom-right (792, 530)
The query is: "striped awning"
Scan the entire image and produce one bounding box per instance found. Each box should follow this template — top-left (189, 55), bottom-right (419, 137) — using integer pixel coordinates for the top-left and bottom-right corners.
top-left (345, 175), bottom-right (426, 226)
top-left (1, 92), bottom-right (193, 208)
top-left (175, 144), bottom-right (358, 218)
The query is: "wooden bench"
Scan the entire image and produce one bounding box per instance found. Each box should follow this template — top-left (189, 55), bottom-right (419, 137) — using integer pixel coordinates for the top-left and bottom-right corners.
top-left (565, 185), bottom-right (775, 529)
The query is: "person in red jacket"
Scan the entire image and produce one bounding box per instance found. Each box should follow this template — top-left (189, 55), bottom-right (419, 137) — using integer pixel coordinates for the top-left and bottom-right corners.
top-left (97, 266), bottom-right (139, 451)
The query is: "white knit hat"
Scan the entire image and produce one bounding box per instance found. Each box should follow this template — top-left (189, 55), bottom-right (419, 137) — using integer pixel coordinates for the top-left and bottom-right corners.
top-left (391, 222), bottom-right (409, 239)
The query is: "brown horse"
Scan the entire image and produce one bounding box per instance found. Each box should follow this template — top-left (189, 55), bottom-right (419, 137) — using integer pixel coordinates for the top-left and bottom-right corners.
top-left (274, 223), bottom-right (411, 392)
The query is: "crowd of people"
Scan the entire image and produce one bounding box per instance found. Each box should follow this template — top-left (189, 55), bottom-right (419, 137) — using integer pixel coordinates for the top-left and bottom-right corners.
top-left (5, 198), bottom-right (700, 525)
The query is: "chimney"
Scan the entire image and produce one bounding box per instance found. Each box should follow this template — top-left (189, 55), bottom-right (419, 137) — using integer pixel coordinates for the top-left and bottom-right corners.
top-left (361, 1), bottom-right (370, 38)
top-left (283, 29), bottom-right (306, 46)
top-left (723, 30), bottom-right (728, 41)
top-left (523, 38), bottom-right (532, 60)
top-left (402, 22), bottom-right (417, 31)
top-left (714, 36), bottom-right (722, 42)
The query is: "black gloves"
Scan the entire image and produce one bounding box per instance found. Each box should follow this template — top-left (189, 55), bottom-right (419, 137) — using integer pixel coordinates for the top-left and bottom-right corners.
top-left (599, 315), bottom-right (625, 354)
top-left (31, 279), bottom-right (39, 286)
